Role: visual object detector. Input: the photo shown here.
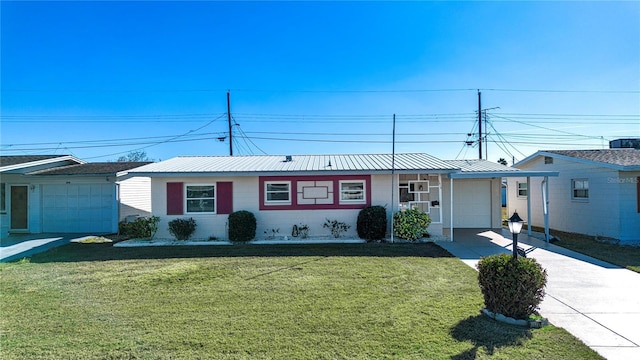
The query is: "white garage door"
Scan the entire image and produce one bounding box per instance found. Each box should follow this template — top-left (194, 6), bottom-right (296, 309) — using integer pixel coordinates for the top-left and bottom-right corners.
top-left (42, 184), bottom-right (115, 233)
top-left (453, 180), bottom-right (492, 228)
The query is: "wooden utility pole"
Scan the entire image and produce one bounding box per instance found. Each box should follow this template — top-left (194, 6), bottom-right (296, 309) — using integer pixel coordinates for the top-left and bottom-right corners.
top-left (478, 90), bottom-right (482, 160)
top-left (227, 91), bottom-right (233, 156)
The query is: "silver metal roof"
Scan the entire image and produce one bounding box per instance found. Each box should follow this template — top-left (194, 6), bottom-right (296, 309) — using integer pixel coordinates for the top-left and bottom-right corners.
top-left (444, 159), bottom-right (520, 172)
top-left (124, 153), bottom-right (459, 176)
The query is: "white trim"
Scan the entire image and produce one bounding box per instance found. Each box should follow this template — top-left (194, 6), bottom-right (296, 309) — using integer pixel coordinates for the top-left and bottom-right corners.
top-left (571, 178), bottom-right (589, 201)
top-left (339, 180), bottom-right (366, 204)
top-left (264, 181), bottom-right (292, 205)
top-left (516, 181), bottom-right (528, 198)
top-left (185, 184), bottom-right (216, 214)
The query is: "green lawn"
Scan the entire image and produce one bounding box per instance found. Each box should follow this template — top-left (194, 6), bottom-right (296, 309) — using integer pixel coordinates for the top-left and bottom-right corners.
top-left (542, 229), bottom-right (640, 273)
top-left (0, 243), bottom-right (602, 359)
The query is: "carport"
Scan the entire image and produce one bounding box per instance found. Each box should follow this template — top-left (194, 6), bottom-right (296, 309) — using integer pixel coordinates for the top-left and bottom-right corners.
top-left (446, 164), bottom-right (558, 242)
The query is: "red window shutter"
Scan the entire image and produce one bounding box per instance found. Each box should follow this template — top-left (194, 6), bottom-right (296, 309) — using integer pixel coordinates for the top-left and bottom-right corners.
top-left (167, 182), bottom-right (183, 215)
top-left (217, 182), bottom-right (233, 214)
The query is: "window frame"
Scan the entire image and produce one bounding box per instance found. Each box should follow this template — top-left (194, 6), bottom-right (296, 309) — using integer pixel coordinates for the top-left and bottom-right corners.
top-left (184, 184), bottom-right (216, 214)
top-left (339, 180), bottom-right (366, 204)
top-left (571, 178), bottom-right (589, 200)
top-left (516, 182), bottom-right (528, 198)
top-left (264, 181), bottom-right (292, 205)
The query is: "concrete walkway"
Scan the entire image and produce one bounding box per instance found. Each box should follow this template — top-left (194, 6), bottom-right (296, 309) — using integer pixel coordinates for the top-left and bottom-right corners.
top-left (438, 229), bottom-right (640, 360)
top-left (0, 234), bottom-right (77, 262)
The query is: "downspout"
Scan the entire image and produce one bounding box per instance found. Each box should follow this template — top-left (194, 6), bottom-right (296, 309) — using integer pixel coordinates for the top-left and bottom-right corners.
top-left (390, 114), bottom-right (396, 243)
top-left (527, 176), bottom-right (532, 237)
top-left (542, 176), bottom-right (550, 243)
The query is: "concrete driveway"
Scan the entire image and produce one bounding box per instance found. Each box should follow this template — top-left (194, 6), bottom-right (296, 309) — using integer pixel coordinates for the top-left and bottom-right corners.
top-left (438, 229), bottom-right (640, 360)
top-left (0, 233), bottom-right (81, 262)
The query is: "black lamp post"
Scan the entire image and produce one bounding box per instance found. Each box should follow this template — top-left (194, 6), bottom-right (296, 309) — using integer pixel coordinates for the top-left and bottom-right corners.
top-left (507, 211), bottom-right (524, 259)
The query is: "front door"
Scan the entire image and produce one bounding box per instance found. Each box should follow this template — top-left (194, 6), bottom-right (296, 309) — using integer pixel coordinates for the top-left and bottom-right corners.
top-left (10, 185), bottom-right (28, 230)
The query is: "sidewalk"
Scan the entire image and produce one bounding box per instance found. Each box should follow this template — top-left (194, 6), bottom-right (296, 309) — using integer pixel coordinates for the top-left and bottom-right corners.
top-left (438, 229), bottom-right (640, 360)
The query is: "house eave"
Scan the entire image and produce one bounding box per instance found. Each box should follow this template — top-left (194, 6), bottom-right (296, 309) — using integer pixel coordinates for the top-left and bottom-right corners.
top-left (119, 169), bottom-right (460, 179)
top-left (448, 170), bottom-right (559, 179)
top-left (0, 155), bottom-right (85, 173)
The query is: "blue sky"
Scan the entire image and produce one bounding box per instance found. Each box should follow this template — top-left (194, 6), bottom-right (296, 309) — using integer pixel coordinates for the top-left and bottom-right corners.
top-left (1, 1), bottom-right (638, 163)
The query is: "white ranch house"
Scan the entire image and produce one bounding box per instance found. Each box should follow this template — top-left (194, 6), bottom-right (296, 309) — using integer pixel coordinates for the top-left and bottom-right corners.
top-left (507, 149), bottom-right (640, 245)
top-left (120, 153), bottom-right (555, 241)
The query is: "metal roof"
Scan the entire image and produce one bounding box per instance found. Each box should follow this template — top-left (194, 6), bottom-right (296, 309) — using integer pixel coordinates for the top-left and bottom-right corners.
top-left (445, 159), bottom-right (558, 179)
top-left (124, 153), bottom-right (459, 176)
top-left (444, 159), bottom-right (520, 172)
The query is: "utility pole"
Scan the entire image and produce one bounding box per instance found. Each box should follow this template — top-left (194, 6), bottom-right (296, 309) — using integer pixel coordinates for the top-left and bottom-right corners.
top-left (227, 90), bottom-right (233, 156)
top-left (477, 90), bottom-right (482, 160)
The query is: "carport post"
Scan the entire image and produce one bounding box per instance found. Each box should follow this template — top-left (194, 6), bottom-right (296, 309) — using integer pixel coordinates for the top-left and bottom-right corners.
top-left (527, 176), bottom-right (532, 236)
top-left (542, 176), bottom-right (550, 243)
top-left (450, 177), bottom-right (454, 242)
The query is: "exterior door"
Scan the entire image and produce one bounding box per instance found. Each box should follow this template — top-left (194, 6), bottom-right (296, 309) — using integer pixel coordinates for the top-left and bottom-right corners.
top-left (10, 185), bottom-right (28, 230)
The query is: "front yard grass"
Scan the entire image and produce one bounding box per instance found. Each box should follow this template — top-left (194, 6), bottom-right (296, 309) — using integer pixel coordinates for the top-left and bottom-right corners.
top-left (541, 228), bottom-right (640, 273)
top-left (0, 243), bottom-right (602, 359)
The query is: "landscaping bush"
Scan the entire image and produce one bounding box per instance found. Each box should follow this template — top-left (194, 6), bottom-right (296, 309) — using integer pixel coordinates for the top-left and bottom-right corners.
top-left (357, 205), bottom-right (387, 241)
top-left (323, 219), bottom-right (350, 238)
top-left (118, 216), bottom-right (160, 239)
top-left (228, 210), bottom-right (256, 242)
top-left (477, 253), bottom-right (548, 320)
top-left (168, 218), bottom-right (197, 241)
top-left (393, 208), bottom-right (431, 241)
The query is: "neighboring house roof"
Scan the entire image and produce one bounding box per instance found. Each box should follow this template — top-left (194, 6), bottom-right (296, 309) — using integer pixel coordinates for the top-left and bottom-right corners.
top-left (123, 153), bottom-right (459, 177)
top-left (516, 149), bottom-right (640, 171)
top-left (445, 159), bottom-right (520, 172)
top-left (27, 162), bottom-right (152, 176)
top-left (0, 155), bottom-right (85, 173)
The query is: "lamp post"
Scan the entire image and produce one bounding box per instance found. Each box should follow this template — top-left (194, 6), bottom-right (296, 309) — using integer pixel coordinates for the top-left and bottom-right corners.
top-left (507, 211), bottom-right (524, 259)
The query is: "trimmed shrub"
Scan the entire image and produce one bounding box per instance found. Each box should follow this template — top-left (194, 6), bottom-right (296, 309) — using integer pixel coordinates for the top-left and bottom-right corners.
top-left (357, 205), bottom-right (387, 241)
top-left (323, 219), bottom-right (350, 238)
top-left (228, 210), bottom-right (256, 242)
top-left (477, 254), bottom-right (548, 320)
top-left (168, 218), bottom-right (197, 241)
top-left (393, 208), bottom-right (431, 240)
top-left (118, 216), bottom-right (160, 239)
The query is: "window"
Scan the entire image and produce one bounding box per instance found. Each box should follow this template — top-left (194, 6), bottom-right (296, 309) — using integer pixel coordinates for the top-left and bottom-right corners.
top-left (544, 156), bottom-right (553, 164)
top-left (517, 182), bottom-right (528, 197)
top-left (0, 183), bottom-right (5, 213)
top-left (265, 182), bottom-right (291, 204)
top-left (186, 185), bottom-right (215, 213)
top-left (572, 179), bottom-right (589, 200)
top-left (340, 181), bottom-right (365, 203)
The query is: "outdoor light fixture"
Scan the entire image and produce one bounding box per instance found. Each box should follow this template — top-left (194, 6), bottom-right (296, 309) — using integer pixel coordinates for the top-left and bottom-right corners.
top-left (507, 211), bottom-right (524, 259)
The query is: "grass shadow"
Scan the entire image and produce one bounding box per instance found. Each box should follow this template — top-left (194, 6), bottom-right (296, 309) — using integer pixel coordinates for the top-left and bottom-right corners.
top-left (450, 314), bottom-right (532, 359)
top-left (23, 242), bottom-right (456, 263)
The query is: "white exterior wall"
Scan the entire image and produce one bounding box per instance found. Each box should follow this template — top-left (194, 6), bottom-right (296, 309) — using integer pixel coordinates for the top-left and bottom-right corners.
top-left (118, 177), bottom-right (152, 220)
top-left (508, 156), bottom-right (626, 241)
top-left (150, 174), bottom-right (449, 240)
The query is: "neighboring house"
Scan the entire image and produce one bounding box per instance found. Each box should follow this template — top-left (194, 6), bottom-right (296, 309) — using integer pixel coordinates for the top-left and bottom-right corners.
top-left (120, 154), bottom-right (555, 241)
top-left (0, 155), bottom-right (150, 237)
top-left (507, 149), bottom-right (640, 244)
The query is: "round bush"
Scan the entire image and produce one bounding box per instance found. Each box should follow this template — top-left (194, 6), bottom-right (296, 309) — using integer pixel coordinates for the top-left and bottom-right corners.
top-left (392, 208), bottom-right (431, 240)
top-left (228, 210), bottom-right (256, 242)
top-left (357, 205), bottom-right (387, 241)
top-left (477, 254), bottom-right (548, 320)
